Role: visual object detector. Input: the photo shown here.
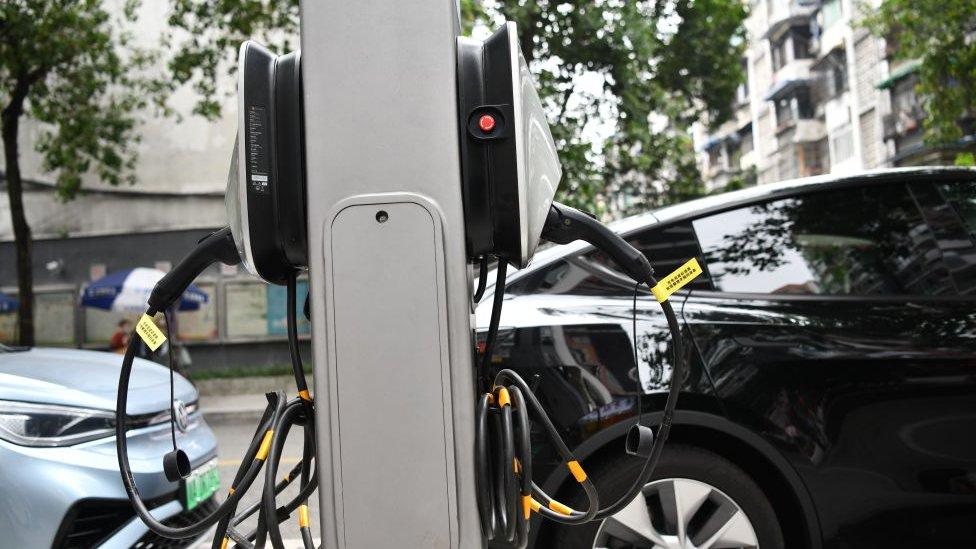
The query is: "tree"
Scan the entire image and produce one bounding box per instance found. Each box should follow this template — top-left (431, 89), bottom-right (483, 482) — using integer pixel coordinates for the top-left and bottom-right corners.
top-left (864, 0), bottom-right (976, 158)
top-left (488, 0), bottom-right (748, 215)
top-left (165, 0), bottom-right (746, 215)
top-left (0, 0), bottom-right (159, 345)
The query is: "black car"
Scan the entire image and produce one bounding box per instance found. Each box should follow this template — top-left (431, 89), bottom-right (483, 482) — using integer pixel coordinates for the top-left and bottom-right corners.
top-left (476, 167), bottom-right (976, 549)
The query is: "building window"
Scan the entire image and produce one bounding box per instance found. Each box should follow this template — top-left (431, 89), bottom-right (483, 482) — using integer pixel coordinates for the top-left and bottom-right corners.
top-left (831, 127), bottom-right (855, 163)
top-left (736, 58), bottom-right (750, 105)
top-left (772, 27), bottom-right (813, 71)
top-left (728, 140), bottom-right (743, 169)
top-left (772, 36), bottom-right (790, 71)
top-left (775, 96), bottom-right (795, 127)
top-left (796, 87), bottom-right (814, 118)
top-left (775, 87), bottom-right (814, 129)
top-left (800, 141), bottom-right (826, 176)
top-left (822, 0), bottom-right (843, 29)
top-left (825, 52), bottom-right (848, 98)
top-left (741, 127), bottom-right (755, 155)
top-left (793, 26), bottom-right (813, 60)
top-left (708, 146), bottom-right (722, 168)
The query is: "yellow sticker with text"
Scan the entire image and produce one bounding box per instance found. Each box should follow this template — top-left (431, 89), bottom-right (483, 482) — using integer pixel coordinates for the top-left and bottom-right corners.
top-left (651, 258), bottom-right (703, 303)
top-left (135, 314), bottom-right (166, 351)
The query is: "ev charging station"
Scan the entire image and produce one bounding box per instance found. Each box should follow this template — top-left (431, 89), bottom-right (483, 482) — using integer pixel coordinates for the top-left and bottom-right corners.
top-left (300, 1), bottom-right (482, 546)
top-left (115, 1), bottom-right (694, 547)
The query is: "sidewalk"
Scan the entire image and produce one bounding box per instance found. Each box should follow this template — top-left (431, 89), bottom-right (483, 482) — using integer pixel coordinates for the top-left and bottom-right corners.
top-left (195, 374), bottom-right (311, 422)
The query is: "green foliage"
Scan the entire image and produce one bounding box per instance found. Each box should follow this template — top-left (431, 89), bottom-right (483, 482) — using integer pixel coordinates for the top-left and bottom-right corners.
top-left (863, 0), bottom-right (976, 145)
top-left (166, 0), bottom-right (300, 119)
top-left (487, 0), bottom-right (748, 214)
top-left (165, 0), bottom-right (747, 216)
top-left (719, 165), bottom-right (756, 194)
top-left (2, 0), bottom-right (165, 345)
top-left (0, 0), bottom-right (159, 199)
top-left (459, 0), bottom-right (488, 35)
top-left (956, 152), bottom-right (976, 167)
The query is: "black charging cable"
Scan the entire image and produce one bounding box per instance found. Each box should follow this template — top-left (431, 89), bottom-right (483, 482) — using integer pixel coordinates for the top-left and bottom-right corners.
top-left (473, 255), bottom-right (489, 303)
top-left (474, 202), bottom-right (687, 547)
top-left (115, 228), bottom-right (318, 549)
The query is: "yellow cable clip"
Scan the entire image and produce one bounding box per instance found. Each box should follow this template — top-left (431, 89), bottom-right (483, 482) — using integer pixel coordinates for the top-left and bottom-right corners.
top-left (256, 430), bottom-right (274, 461)
top-left (548, 500), bottom-right (574, 516)
top-left (496, 387), bottom-right (511, 407)
top-left (298, 389), bottom-right (312, 402)
top-left (567, 460), bottom-right (587, 482)
top-left (522, 495), bottom-right (532, 520)
top-left (298, 504), bottom-right (310, 528)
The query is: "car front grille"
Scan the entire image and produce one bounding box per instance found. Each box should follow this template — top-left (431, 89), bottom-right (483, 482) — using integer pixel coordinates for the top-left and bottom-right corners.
top-left (132, 496), bottom-right (219, 548)
top-left (52, 498), bottom-right (135, 549)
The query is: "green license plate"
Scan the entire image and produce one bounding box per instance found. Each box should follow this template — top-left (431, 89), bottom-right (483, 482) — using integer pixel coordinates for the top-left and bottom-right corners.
top-left (182, 458), bottom-right (220, 510)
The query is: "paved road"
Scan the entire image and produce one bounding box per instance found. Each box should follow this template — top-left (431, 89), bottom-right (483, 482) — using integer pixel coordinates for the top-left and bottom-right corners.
top-left (194, 416), bottom-right (320, 548)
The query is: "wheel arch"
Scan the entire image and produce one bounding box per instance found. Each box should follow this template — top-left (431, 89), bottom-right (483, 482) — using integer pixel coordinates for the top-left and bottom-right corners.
top-left (531, 410), bottom-right (822, 549)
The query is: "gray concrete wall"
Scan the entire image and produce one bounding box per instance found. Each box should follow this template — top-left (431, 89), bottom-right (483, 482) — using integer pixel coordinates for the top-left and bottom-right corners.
top-left (0, 227), bottom-right (219, 287)
top-left (0, 227), bottom-right (310, 373)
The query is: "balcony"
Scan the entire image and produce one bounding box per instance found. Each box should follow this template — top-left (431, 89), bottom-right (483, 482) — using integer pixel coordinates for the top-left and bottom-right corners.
top-left (772, 58), bottom-right (814, 88)
top-left (778, 118), bottom-right (827, 142)
top-left (765, 0), bottom-right (820, 40)
top-left (815, 19), bottom-right (846, 59)
top-left (883, 107), bottom-right (925, 140)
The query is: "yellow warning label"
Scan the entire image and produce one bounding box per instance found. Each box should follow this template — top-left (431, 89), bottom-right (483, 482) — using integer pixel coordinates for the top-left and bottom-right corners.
top-left (135, 314), bottom-right (166, 352)
top-left (651, 258), bottom-right (703, 303)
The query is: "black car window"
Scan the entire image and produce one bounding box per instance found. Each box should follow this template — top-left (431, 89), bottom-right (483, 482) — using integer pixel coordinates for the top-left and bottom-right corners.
top-left (692, 183), bottom-right (954, 296)
top-left (914, 179), bottom-right (976, 295)
top-left (507, 221), bottom-right (710, 296)
top-left (934, 179), bottom-right (976, 239)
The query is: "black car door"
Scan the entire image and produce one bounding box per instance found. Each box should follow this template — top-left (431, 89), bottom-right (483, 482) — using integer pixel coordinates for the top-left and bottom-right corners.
top-left (681, 176), bottom-right (976, 547)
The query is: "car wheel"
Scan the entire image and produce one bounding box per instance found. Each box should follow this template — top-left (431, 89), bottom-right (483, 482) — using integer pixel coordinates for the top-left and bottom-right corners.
top-left (551, 444), bottom-right (784, 549)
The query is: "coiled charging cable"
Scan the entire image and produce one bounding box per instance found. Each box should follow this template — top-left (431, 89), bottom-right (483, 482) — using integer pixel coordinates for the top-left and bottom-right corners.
top-left (115, 228), bottom-right (318, 549)
top-left (475, 202), bottom-right (697, 547)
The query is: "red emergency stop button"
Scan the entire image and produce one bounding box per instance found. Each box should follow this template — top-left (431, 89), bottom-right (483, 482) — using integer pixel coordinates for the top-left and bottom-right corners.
top-left (478, 114), bottom-right (496, 133)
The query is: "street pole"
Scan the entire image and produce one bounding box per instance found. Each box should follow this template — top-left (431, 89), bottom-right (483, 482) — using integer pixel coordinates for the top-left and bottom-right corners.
top-left (300, 1), bottom-right (481, 547)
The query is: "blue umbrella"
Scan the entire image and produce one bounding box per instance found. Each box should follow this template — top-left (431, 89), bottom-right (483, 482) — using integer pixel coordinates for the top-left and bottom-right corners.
top-left (80, 267), bottom-right (208, 312)
top-left (0, 291), bottom-right (17, 314)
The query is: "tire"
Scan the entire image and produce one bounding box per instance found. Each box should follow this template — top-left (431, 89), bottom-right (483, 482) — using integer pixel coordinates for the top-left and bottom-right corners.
top-left (550, 444), bottom-right (784, 549)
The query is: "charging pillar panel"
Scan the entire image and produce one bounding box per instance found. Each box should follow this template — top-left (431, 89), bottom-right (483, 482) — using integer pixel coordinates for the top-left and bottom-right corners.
top-left (300, 1), bottom-right (480, 547)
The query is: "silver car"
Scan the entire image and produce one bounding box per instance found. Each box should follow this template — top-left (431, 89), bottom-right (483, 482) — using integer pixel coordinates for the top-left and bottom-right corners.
top-left (0, 344), bottom-right (219, 548)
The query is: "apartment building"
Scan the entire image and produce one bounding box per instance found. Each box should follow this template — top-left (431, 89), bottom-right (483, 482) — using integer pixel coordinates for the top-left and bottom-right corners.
top-left (698, 0), bottom-right (970, 191)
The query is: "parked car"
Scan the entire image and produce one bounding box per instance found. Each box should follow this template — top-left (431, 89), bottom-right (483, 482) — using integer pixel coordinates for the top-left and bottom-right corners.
top-left (0, 344), bottom-right (219, 548)
top-left (477, 167), bottom-right (976, 549)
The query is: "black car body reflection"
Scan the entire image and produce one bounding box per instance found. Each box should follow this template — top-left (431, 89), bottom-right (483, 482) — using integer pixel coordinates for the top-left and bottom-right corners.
top-left (476, 168), bottom-right (976, 548)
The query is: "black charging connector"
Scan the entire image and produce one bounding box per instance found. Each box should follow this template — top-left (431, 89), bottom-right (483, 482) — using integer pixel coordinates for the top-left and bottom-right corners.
top-left (541, 202), bottom-right (653, 283)
top-left (148, 227), bottom-right (241, 312)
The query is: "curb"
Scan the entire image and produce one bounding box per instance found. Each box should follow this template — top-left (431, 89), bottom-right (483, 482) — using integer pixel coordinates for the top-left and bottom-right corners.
top-left (195, 375), bottom-right (315, 422)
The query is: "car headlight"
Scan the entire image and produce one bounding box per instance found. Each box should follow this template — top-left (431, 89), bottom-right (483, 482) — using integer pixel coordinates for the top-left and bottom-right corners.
top-left (0, 400), bottom-right (115, 447)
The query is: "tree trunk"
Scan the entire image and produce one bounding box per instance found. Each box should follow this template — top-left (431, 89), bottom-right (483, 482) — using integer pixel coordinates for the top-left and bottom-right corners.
top-left (2, 106), bottom-right (34, 347)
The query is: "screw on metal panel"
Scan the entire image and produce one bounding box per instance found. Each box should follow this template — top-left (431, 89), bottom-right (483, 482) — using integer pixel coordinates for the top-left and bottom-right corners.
top-left (376, 210), bottom-right (389, 223)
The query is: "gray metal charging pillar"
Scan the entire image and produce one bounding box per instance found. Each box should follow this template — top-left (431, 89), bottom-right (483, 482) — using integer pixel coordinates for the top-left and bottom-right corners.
top-left (300, 1), bottom-right (480, 547)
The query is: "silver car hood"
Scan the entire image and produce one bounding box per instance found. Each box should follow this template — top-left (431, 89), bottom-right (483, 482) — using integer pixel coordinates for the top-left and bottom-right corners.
top-left (0, 347), bottom-right (196, 415)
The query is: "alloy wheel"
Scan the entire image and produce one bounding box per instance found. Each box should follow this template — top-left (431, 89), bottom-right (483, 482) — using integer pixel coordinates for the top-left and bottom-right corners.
top-left (592, 477), bottom-right (759, 549)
